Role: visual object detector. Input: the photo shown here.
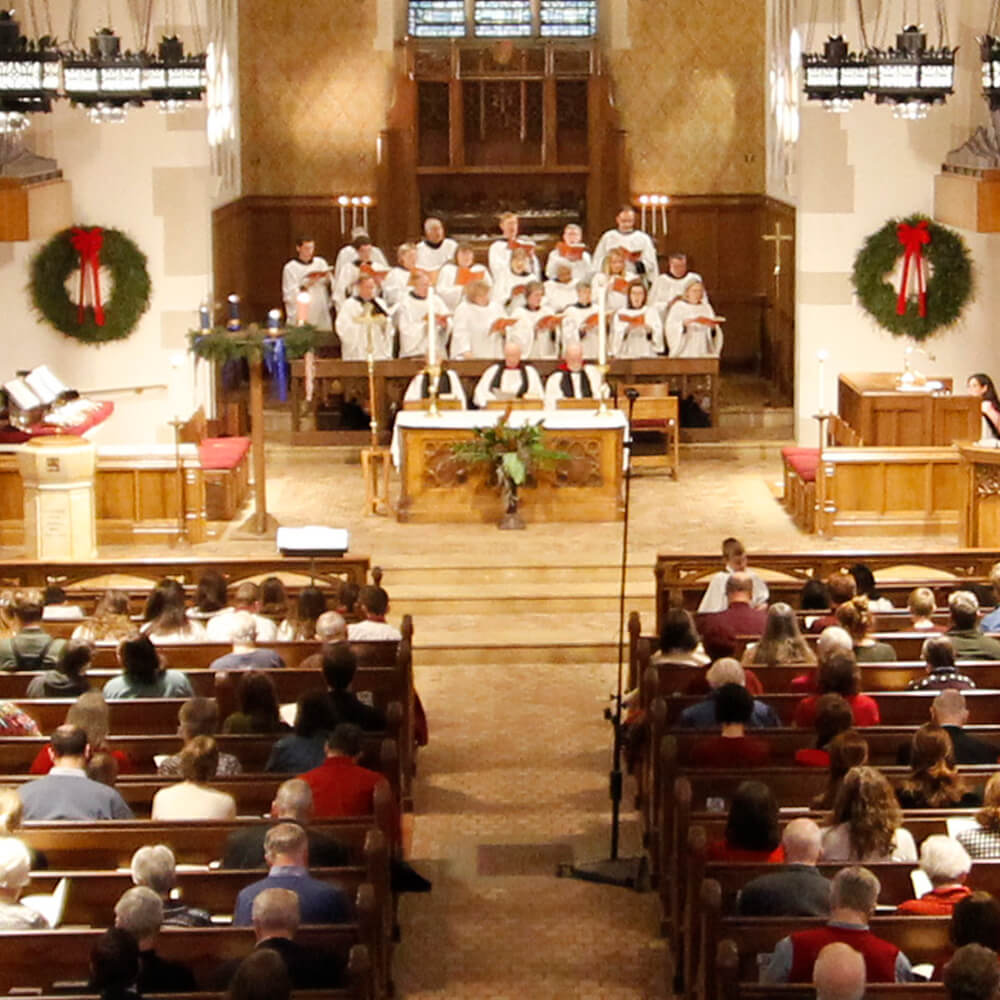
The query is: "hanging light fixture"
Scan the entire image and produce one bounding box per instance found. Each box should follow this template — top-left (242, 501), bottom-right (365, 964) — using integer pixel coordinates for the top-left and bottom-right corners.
top-left (144, 35), bottom-right (206, 113)
top-left (0, 9), bottom-right (61, 134)
top-left (802, 35), bottom-right (869, 111)
top-left (980, 0), bottom-right (1000, 110)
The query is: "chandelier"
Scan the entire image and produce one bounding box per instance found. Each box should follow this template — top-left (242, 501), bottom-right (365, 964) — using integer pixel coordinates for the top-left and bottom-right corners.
top-left (144, 36), bottom-right (206, 113)
top-left (62, 29), bottom-right (148, 124)
top-left (867, 24), bottom-right (956, 120)
top-left (802, 35), bottom-right (868, 112)
top-left (0, 10), bottom-right (60, 134)
top-left (981, 0), bottom-right (1000, 111)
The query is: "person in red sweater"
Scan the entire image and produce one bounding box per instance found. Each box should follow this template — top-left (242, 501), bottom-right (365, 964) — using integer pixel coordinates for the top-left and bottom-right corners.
top-left (793, 651), bottom-right (880, 729)
top-left (705, 779), bottom-right (785, 862)
top-left (690, 684), bottom-right (770, 767)
top-left (762, 866), bottom-right (916, 983)
top-left (697, 572), bottom-right (768, 661)
top-left (795, 693), bottom-right (854, 768)
top-left (897, 835), bottom-right (973, 915)
top-left (808, 572), bottom-right (858, 634)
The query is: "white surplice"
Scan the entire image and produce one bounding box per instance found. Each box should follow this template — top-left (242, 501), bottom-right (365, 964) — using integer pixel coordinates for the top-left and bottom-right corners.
top-left (593, 228), bottom-right (659, 278)
top-left (281, 256), bottom-right (333, 330)
top-left (335, 296), bottom-right (393, 360)
top-left (450, 301), bottom-right (511, 359)
top-left (666, 300), bottom-right (724, 358)
top-left (610, 306), bottom-right (664, 358)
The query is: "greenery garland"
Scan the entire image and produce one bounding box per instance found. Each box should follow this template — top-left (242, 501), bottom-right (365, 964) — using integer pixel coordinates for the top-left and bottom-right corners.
top-left (30, 227), bottom-right (152, 345)
top-left (851, 214), bottom-right (973, 341)
top-left (187, 324), bottom-right (322, 362)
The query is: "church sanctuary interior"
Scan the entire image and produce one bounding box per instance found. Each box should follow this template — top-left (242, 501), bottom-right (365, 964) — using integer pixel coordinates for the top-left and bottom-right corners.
top-left (6, 0), bottom-right (1000, 997)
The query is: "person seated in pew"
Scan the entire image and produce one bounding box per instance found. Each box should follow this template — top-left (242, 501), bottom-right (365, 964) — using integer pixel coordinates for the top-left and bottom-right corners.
top-left (71, 590), bottom-right (134, 645)
top-left (0, 697), bottom-right (40, 737)
top-left (742, 601), bottom-right (816, 668)
top-left (951, 891), bottom-right (1000, 954)
top-left (813, 941), bottom-right (866, 1000)
top-left (87, 751), bottom-right (119, 787)
top-left (89, 927), bottom-right (140, 1000)
top-left (908, 586), bottom-right (943, 632)
top-left (471, 340), bottom-right (545, 409)
top-left (928, 690), bottom-right (1000, 765)
top-left (27, 640), bottom-right (92, 699)
top-left (142, 579), bottom-right (205, 645)
top-left (42, 585), bottom-right (84, 622)
top-left (0, 836), bottom-right (47, 928)
top-left (222, 778), bottom-right (349, 870)
top-left (258, 578), bottom-right (289, 630)
top-left (543, 341), bottom-right (602, 409)
top-left (789, 625), bottom-right (854, 694)
top-left (337, 582), bottom-right (362, 624)
top-left (697, 537), bottom-right (770, 614)
top-left (19, 724), bottom-right (133, 820)
top-left (944, 942), bottom-right (1000, 1000)
top-left (849, 563), bottom-right (895, 612)
top-left (793, 650), bottom-right (881, 729)
top-left (800, 578), bottom-right (832, 632)
top-left (114, 886), bottom-right (197, 993)
top-left (678, 658), bottom-right (780, 728)
top-left (158, 698), bottom-right (242, 778)
top-left (706, 779), bottom-right (784, 862)
top-left (836, 597), bottom-right (896, 663)
top-left (151, 736), bottom-right (237, 821)
top-left (224, 948), bottom-right (292, 1000)
top-left (690, 683), bottom-right (770, 767)
top-left (322, 644), bottom-right (386, 731)
top-left (347, 585), bottom-right (402, 642)
top-left (30, 692), bottom-right (133, 776)
top-left (896, 724), bottom-right (981, 809)
top-left (958, 774), bottom-right (1000, 859)
top-left (737, 818), bottom-right (832, 917)
top-left (223, 672), bottom-right (289, 736)
top-left (298, 617), bottom-right (349, 672)
top-left (947, 590), bottom-right (1000, 661)
top-left (697, 573), bottom-right (768, 661)
top-left (980, 562), bottom-right (1000, 634)
top-left (821, 765), bottom-right (918, 863)
top-left (650, 607), bottom-right (710, 669)
top-left (0, 590), bottom-right (66, 670)
top-left (217, 889), bottom-right (345, 990)
top-left (233, 823), bottom-right (350, 926)
top-left (811, 730), bottom-right (869, 811)
top-left (103, 635), bottom-right (193, 701)
top-left (897, 835), bottom-right (974, 915)
top-left (908, 636), bottom-right (975, 691)
top-left (266, 692), bottom-right (334, 774)
top-left (186, 570), bottom-right (229, 627)
top-left (808, 572), bottom-right (859, 635)
top-left (130, 844), bottom-right (211, 927)
top-left (794, 694), bottom-right (854, 768)
top-left (209, 613), bottom-right (286, 673)
top-left (762, 865), bottom-right (917, 984)
top-left (207, 582), bottom-right (280, 644)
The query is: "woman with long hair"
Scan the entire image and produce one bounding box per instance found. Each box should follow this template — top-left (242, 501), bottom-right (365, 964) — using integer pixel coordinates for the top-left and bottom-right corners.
top-left (744, 602), bottom-right (816, 667)
top-left (222, 671), bottom-right (288, 735)
top-left (795, 693), bottom-right (854, 768)
top-left (26, 640), bottom-right (92, 698)
top-left (30, 691), bottom-right (136, 775)
top-left (792, 649), bottom-right (880, 727)
top-left (821, 765), bottom-right (917, 862)
top-left (142, 579), bottom-right (204, 644)
top-left (705, 780), bottom-right (784, 862)
top-left (897, 725), bottom-right (978, 809)
top-left (258, 577), bottom-right (289, 626)
top-left (103, 635), bottom-right (193, 699)
top-left (71, 590), bottom-right (133, 644)
top-left (836, 596), bottom-right (896, 663)
top-left (151, 735), bottom-right (236, 821)
top-left (266, 691), bottom-right (335, 773)
top-left (811, 729), bottom-right (869, 809)
top-left (278, 586), bottom-right (328, 641)
top-left (968, 373), bottom-right (1000, 440)
top-left (188, 570), bottom-right (228, 623)
top-left (958, 773), bottom-right (1000, 858)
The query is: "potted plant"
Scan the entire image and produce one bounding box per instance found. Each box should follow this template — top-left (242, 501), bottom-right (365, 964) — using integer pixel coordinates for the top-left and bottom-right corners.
top-left (451, 407), bottom-right (567, 529)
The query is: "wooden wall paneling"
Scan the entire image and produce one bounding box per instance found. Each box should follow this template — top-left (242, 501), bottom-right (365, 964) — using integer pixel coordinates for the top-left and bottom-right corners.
top-left (761, 197), bottom-right (795, 402)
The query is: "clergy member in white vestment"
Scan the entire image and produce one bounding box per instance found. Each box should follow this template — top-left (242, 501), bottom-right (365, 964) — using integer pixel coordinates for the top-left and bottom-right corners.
top-left (601, 248), bottom-right (633, 314)
top-left (394, 271), bottom-right (452, 359)
top-left (402, 355), bottom-right (468, 407)
top-left (650, 252), bottom-right (710, 320)
top-left (333, 237), bottom-right (389, 308)
top-left (491, 247), bottom-right (536, 311)
top-left (697, 538), bottom-right (770, 613)
top-left (611, 281), bottom-right (664, 358)
top-left (544, 223), bottom-right (593, 284)
top-left (437, 244), bottom-right (492, 311)
top-left (593, 206), bottom-right (658, 278)
top-left (665, 281), bottom-right (724, 358)
top-left (335, 276), bottom-right (393, 360)
top-left (561, 281), bottom-right (602, 358)
top-left (488, 212), bottom-right (540, 280)
top-left (382, 242), bottom-right (418, 309)
top-left (511, 282), bottom-right (561, 360)
top-left (472, 340), bottom-right (545, 409)
top-left (544, 342), bottom-right (602, 409)
top-left (414, 217), bottom-right (458, 277)
top-left (543, 265), bottom-right (580, 314)
top-left (281, 237), bottom-right (333, 330)
top-left (333, 227), bottom-right (389, 287)
top-left (451, 281), bottom-right (513, 359)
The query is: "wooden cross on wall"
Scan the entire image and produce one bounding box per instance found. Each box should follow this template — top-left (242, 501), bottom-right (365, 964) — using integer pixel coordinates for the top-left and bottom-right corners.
top-left (762, 221), bottom-right (794, 296)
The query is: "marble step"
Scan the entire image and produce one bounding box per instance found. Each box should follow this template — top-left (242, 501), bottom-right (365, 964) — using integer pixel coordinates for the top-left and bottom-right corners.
top-left (393, 592), bottom-right (655, 617)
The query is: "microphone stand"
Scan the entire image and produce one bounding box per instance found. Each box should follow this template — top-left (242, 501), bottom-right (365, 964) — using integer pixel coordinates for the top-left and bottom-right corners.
top-left (558, 387), bottom-right (648, 890)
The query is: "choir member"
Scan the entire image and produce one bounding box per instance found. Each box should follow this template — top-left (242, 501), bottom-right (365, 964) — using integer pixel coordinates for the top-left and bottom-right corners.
top-left (393, 271), bottom-right (451, 360)
top-left (544, 342), bottom-right (602, 409)
top-left (968, 374), bottom-right (1000, 441)
top-left (382, 243), bottom-right (418, 309)
top-left (332, 227), bottom-right (388, 288)
top-left (403, 353), bottom-right (468, 407)
top-left (472, 340), bottom-right (544, 408)
top-left (450, 281), bottom-right (512, 359)
top-left (650, 251), bottom-right (710, 320)
top-left (414, 217), bottom-right (457, 276)
top-left (488, 212), bottom-right (539, 280)
top-left (601, 248), bottom-right (632, 314)
top-left (561, 281), bottom-right (601, 359)
top-left (281, 237), bottom-right (332, 331)
top-left (665, 281), bottom-right (725, 358)
top-left (544, 223), bottom-right (592, 284)
top-left (593, 205), bottom-right (658, 279)
top-left (332, 236), bottom-right (389, 308)
top-left (611, 280), bottom-right (664, 358)
top-left (334, 275), bottom-right (392, 360)
top-left (437, 244), bottom-right (491, 311)
top-left (511, 281), bottom-right (561, 360)
top-left (491, 247), bottom-right (535, 312)
top-left (543, 264), bottom-right (579, 314)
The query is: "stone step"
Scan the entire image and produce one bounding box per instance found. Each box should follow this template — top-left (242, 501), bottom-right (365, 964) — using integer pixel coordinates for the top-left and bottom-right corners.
top-left (375, 563), bottom-right (654, 585)
top-left (394, 593), bottom-right (656, 617)
top-left (413, 641), bottom-right (621, 666)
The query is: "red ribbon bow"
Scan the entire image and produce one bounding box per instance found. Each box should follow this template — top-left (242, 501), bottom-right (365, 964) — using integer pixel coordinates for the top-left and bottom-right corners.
top-left (896, 220), bottom-right (930, 318)
top-left (70, 227), bottom-right (105, 327)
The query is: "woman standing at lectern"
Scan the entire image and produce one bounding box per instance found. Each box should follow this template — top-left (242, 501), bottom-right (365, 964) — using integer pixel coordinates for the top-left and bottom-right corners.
top-left (968, 373), bottom-right (1000, 440)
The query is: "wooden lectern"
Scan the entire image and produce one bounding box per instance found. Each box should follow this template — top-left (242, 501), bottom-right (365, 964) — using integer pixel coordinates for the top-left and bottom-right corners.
top-left (959, 443), bottom-right (1000, 545)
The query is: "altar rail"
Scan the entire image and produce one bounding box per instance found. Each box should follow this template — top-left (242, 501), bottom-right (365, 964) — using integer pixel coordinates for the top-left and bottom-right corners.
top-left (289, 357), bottom-right (719, 446)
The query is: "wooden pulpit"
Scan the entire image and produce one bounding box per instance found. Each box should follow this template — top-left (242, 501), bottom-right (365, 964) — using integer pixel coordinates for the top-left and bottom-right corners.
top-left (959, 443), bottom-right (1000, 545)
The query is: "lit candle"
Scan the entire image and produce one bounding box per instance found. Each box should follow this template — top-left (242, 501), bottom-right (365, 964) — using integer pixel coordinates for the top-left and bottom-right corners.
top-left (660, 196), bottom-right (669, 235)
top-left (639, 195), bottom-right (648, 234)
top-left (227, 294), bottom-right (240, 331)
top-left (337, 195), bottom-right (349, 232)
top-left (267, 308), bottom-right (281, 331)
top-left (427, 292), bottom-right (437, 368)
top-left (351, 197), bottom-right (359, 230)
top-left (199, 301), bottom-right (211, 330)
top-left (817, 348), bottom-right (829, 413)
top-left (596, 275), bottom-right (607, 367)
top-left (296, 291), bottom-right (310, 326)
top-left (361, 195), bottom-right (371, 232)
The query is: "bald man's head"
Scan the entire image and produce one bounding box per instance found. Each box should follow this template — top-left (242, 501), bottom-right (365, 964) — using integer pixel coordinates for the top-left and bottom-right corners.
top-left (563, 342), bottom-right (584, 371)
top-left (782, 818), bottom-right (823, 866)
top-left (813, 942), bottom-right (865, 1000)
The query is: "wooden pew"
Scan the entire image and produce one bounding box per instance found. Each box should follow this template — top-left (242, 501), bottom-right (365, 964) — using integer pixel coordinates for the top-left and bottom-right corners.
top-left (718, 977), bottom-right (944, 1000)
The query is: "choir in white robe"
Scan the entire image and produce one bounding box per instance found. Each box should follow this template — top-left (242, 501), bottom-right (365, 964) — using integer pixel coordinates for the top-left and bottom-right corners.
top-left (335, 296), bottom-right (393, 360)
top-left (382, 266), bottom-right (416, 309)
top-left (544, 365), bottom-right (603, 409)
top-left (281, 256), bottom-right (333, 330)
top-left (491, 268), bottom-right (534, 311)
top-left (593, 228), bottom-right (659, 278)
top-left (544, 242), bottom-right (593, 284)
top-left (472, 362), bottom-right (545, 408)
top-left (603, 275), bottom-right (631, 315)
top-left (561, 302), bottom-right (601, 358)
top-left (649, 270), bottom-right (710, 318)
top-left (450, 300), bottom-right (512, 359)
top-left (666, 300), bottom-right (724, 358)
top-left (333, 242), bottom-right (389, 287)
top-left (487, 238), bottom-right (540, 280)
top-left (415, 238), bottom-right (458, 274)
top-left (436, 262), bottom-right (492, 312)
top-left (610, 306), bottom-right (665, 358)
top-left (542, 278), bottom-right (578, 314)
top-left (511, 304), bottom-right (561, 360)
top-left (403, 368), bottom-right (468, 407)
top-left (333, 259), bottom-right (390, 308)
top-left (394, 291), bottom-right (452, 359)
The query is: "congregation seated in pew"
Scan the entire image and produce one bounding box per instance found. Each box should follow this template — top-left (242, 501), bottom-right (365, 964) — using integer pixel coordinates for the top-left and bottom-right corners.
top-left (131, 844), bottom-right (211, 926)
top-left (945, 591), bottom-right (1000, 661)
top-left (707, 780), bottom-right (784, 863)
top-left (159, 698), bottom-right (242, 778)
top-left (838, 597), bottom-right (897, 663)
top-left (28, 641), bottom-right (92, 699)
top-left (678, 658), bottom-right (780, 729)
top-left (0, 591), bottom-right (66, 670)
top-left (896, 725), bottom-right (982, 810)
top-left (150, 736), bottom-right (237, 822)
top-left (908, 636), bottom-right (974, 691)
top-left (696, 537), bottom-right (770, 615)
top-left (104, 636), bottom-right (193, 701)
top-left (209, 613), bottom-right (286, 673)
top-left (0, 836), bottom-right (46, 928)
top-left (793, 650), bottom-right (881, 728)
top-left (897, 836), bottom-right (973, 915)
top-left (114, 886), bottom-right (197, 993)
top-left (143, 579), bottom-right (206, 645)
top-left (71, 590), bottom-right (134, 645)
top-left (222, 673), bottom-right (288, 736)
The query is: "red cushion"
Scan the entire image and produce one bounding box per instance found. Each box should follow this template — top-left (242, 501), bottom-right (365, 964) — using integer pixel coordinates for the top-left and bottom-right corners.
top-left (786, 452), bottom-right (819, 482)
top-left (631, 419), bottom-right (670, 430)
top-left (199, 436), bottom-right (250, 470)
top-left (780, 445), bottom-right (818, 460)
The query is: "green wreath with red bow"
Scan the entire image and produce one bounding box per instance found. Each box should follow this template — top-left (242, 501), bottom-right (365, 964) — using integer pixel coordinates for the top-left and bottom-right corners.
top-left (851, 214), bottom-right (973, 341)
top-left (29, 225), bottom-right (152, 345)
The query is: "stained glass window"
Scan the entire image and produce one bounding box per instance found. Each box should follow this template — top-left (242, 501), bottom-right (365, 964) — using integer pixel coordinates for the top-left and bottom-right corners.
top-left (409, 1), bottom-right (467, 38)
top-left (474, 1), bottom-right (533, 37)
top-left (540, 1), bottom-right (597, 37)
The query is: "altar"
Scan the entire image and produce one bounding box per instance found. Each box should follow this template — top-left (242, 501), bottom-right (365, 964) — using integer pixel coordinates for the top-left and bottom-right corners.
top-left (391, 409), bottom-right (627, 524)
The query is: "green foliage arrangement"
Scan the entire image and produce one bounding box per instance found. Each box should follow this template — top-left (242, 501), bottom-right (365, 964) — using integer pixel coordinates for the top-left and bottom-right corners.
top-left (187, 324), bottom-right (322, 362)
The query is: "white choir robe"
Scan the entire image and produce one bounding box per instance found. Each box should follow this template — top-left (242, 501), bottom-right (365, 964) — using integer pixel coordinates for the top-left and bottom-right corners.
top-left (649, 270), bottom-right (710, 320)
top-left (333, 259), bottom-right (390, 308)
top-left (450, 301), bottom-right (511, 359)
top-left (415, 238), bottom-right (458, 274)
top-left (335, 296), bottom-right (393, 361)
top-left (403, 368), bottom-right (468, 408)
top-left (603, 275), bottom-right (631, 315)
top-left (487, 238), bottom-right (541, 281)
top-left (511, 305), bottom-right (561, 360)
top-left (593, 228), bottom-right (659, 278)
top-left (610, 306), bottom-right (665, 359)
top-left (544, 365), bottom-right (603, 409)
top-left (382, 267), bottom-right (417, 310)
top-left (394, 291), bottom-right (452, 359)
top-left (281, 256), bottom-right (333, 330)
top-left (333, 243), bottom-right (389, 287)
top-left (666, 300), bottom-right (724, 358)
top-left (491, 268), bottom-right (535, 312)
top-left (561, 303), bottom-right (602, 359)
top-left (544, 243), bottom-right (593, 284)
top-left (472, 363), bottom-right (545, 408)
top-left (543, 279), bottom-right (579, 314)
top-left (437, 263), bottom-right (492, 312)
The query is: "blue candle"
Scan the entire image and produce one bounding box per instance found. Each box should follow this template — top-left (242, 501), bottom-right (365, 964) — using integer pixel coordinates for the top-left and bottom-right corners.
top-left (227, 294), bottom-right (240, 331)
top-left (199, 302), bottom-right (211, 330)
top-left (267, 309), bottom-right (281, 331)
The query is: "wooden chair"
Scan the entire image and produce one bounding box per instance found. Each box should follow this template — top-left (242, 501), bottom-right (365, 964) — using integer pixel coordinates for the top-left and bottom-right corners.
top-left (401, 398), bottom-right (464, 410)
top-left (483, 399), bottom-right (544, 409)
top-left (620, 382), bottom-right (679, 477)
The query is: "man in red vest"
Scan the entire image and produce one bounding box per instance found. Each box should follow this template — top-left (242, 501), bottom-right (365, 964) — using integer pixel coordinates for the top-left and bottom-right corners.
top-left (762, 866), bottom-right (916, 983)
